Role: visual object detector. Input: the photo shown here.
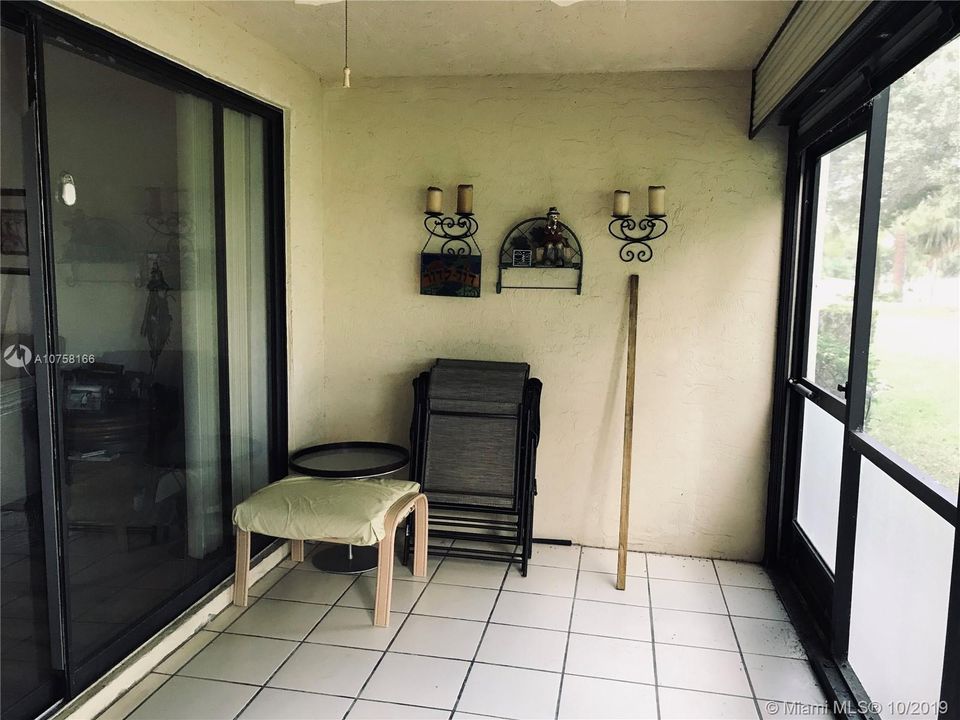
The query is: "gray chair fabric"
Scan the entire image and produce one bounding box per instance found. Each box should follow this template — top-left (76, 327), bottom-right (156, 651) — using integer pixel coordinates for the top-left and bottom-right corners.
top-left (422, 360), bottom-right (529, 510)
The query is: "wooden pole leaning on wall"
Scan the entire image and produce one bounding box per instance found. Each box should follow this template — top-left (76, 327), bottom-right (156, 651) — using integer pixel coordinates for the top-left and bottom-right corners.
top-left (616, 274), bottom-right (639, 591)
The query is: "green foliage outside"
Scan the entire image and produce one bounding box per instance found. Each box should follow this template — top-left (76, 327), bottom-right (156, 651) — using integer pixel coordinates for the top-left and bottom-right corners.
top-left (812, 38), bottom-right (959, 494)
top-left (819, 39), bottom-right (960, 287)
top-left (814, 304), bottom-right (876, 404)
top-left (865, 305), bottom-right (960, 492)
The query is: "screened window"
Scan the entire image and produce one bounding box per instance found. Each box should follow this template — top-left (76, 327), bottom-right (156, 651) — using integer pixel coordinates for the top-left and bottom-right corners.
top-left (864, 37), bottom-right (960, 494)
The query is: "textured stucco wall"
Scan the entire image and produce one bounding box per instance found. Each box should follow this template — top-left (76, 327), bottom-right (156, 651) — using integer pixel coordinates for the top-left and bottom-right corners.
top-left (321, 72), bottom-right (786, 559)
top-left (47, 0), bottom-right (327, 450)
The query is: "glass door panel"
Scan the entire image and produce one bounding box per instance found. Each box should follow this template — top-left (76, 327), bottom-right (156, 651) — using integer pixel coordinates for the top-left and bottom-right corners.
top-left (794, 133), bottom-right (867, 571)
top-left (795, 401), bottom-right (844, 571)
top-left (0, 24), bottom-right (61, 720)
top-left (848, 459), bottom-right (953, 718)
top-left (864, 36), bottom-right (959, 495)
top-left (805, 134), bottom-right (867, 398)
top-left (42, 37), bottom-right (224, 665)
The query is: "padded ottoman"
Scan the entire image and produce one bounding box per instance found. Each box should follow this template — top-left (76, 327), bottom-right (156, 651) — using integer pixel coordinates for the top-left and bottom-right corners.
top-left (232, 474), bottom-right (428, 626)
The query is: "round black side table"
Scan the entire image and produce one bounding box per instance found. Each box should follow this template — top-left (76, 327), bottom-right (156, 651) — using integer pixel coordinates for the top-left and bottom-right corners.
top-left (288, 441), bottom-right (410, 574)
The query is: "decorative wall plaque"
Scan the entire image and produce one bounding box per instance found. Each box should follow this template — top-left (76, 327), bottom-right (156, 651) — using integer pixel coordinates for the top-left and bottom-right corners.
top-left (420, 253), bottom-right (481, 298)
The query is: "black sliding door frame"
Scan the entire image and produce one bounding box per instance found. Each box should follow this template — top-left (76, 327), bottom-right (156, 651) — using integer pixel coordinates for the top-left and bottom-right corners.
top-left (0, 1), bottom-right (288, 710)
top-left (1, 7), bottom-right (70, 716)
top-left (767, 38), bottom-right (959, 720)
top-left (22, 10), bottom-right (74, 702)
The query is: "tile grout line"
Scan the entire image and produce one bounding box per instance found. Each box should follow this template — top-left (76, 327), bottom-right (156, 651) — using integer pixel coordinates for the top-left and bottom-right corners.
top-left (563, 676), bottom-right (758, 701)
top-left (109, 564), bottom-right (298, 720)
top-left (643, 553), bottom-right (662, 720)
top-left (419, 604), bottom-right (787, 622)
top-left (120, 666), bottom-right (766, 708)
top-left (343, 541), bottom-right (450, 718)
top-left (242, 570), bottom-right (782, 617)
top-left (340, 603), bottom-right (415, 717)
top-left (200, 631), bottom-right (808, 667)
top-left (448, 545), bottom-right (513, 720)
top-left (554, 544), bottom-right (584, 720)
top-left (103, 671), bottom-right (173, 720)
top-left (226, 558), bottom-right (362, 720)
top-left (167, 649), bottom-right (791, 702)
top-left (712, 559), bottom-right (764, 720)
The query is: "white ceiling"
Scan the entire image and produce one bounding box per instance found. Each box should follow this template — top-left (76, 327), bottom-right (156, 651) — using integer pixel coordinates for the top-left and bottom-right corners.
top-left (205, 0), bottom-right (794, 82)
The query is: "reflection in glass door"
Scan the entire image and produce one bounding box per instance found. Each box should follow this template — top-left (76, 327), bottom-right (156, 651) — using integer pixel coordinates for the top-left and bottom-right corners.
top-left (794, 134), bottom-right (866, 571)
top-left (0, 24), bottom-right (61, 720)
top-left (41, 37), bottom-right (228, 667)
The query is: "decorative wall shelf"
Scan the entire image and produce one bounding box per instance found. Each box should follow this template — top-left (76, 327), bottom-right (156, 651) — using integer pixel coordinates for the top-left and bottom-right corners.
top-left (496, 207), bottom-right (583, 295)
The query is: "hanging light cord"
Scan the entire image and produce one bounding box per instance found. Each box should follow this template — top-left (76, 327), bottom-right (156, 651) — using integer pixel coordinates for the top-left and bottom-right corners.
top-left (343, 0), bottom-right (351, 88)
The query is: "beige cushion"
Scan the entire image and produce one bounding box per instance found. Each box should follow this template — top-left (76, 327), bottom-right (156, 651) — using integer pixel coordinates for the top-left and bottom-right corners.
top-left (232, 475), bottom-right (421, 546)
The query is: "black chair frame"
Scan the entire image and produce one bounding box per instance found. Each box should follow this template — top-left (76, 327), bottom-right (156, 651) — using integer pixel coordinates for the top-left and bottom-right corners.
top-left (404, 368), bottom-right (541, 576)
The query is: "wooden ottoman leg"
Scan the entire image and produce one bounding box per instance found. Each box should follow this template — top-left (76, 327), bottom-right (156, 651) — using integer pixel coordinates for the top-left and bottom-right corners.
top-left (374, 532), bottom-right (395, 627)
top-left (234, 528), bottom-right (251, 607)
top-left (291, 539), bottom-right (305, 563)
top-left (413, 494), bottom-right (428, 578)
top-left (374, 493), bottom-right (426, 627)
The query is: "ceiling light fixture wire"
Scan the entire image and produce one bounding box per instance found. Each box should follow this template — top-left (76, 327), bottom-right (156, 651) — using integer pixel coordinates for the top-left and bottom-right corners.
top-left (343, 0), bottom-right (351, 88)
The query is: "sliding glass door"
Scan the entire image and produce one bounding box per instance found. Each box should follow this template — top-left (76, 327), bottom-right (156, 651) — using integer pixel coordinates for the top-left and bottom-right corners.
top-left (43, 33), bottom-right (231, 670)
top-left (1, 22), bottom-right (63, 720)
top-left (775, 35), bottom-right (958, 719)
top-left (0, 4), bottom-right (286, 715)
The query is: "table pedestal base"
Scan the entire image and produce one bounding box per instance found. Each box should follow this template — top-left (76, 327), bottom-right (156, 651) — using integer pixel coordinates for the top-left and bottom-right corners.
top-left (312, 544), bottom-right (379, 574)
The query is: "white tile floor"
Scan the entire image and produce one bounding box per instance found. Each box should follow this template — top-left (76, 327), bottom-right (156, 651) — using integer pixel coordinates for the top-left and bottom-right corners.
top-left (100, 544), bottom-right (829, 720)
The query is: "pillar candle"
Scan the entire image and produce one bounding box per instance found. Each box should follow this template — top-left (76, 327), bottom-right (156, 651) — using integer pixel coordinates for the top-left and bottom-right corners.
top-left (425, 186), bottom-right (443, 214)
top-left (457, 184), bottom-right (474, 214)
top-left (648, 185), bottom-right (666, 217)
top-left (613, 190), bottom-right (630, 217)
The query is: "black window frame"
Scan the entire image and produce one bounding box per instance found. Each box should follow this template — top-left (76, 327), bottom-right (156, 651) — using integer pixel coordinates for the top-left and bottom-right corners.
top-left (0, 1), bottom-right (288, 712)
top-left (765, 12), bottom-right (960, 719)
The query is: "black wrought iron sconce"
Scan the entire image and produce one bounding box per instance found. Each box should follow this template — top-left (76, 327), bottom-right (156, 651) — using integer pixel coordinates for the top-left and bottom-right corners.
top-left (420, 184), bottom-right (482, 298)
top-left (423, 184), bottom-right (479, 255)
top-left (144, 187), bottom-right (192, 238)
top-left (608, 185), bottom-right (669, 262)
